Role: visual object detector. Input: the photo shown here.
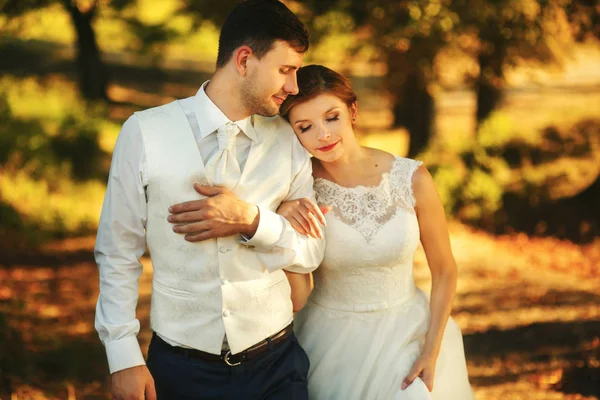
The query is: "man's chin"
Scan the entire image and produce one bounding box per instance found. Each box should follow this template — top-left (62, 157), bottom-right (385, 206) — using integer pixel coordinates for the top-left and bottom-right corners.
top-left (254, 105), bottom-right (280, 118)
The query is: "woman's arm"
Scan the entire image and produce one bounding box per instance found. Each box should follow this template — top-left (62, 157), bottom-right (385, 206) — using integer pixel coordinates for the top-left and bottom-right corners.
top-left (284, 270), bottom-right (314, 312)
top-left (403, 165), bottom-right (458, 392)
top-left (276, 198), bottom-right (327, 311)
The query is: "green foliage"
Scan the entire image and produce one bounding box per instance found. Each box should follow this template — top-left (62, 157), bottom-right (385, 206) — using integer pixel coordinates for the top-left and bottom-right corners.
top-left (477, 111), bottom-right (516, 149)
top-left (424, 111), bottom-right (515, 225)
top-left (0, 76), bottom-right (107, 243)
top-left (0, 77), bottom-right (107, 182)
top-left (428, 163), bottom-right (466, 214)
top-left (461, 168), bottom-right (504, 221)
top-left (307, 10), bottom-right (357, 68)
top-left (424, 110), bottom-right (600, 241)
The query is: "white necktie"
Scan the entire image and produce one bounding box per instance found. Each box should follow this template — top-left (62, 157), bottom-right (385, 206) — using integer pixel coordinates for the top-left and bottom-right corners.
top-left (205, 122), bottom-right (241, 189)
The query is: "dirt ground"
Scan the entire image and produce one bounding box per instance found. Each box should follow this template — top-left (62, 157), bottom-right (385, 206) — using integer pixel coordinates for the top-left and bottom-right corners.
top-left (0, 223), bottom-right (598, 399)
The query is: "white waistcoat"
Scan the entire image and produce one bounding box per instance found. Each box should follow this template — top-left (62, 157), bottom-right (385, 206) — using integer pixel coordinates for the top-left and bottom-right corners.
top-left (135, 100), bottom-right (296, 354)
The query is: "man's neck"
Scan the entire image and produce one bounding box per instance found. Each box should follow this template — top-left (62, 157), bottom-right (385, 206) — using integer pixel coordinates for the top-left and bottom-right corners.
top-left (205, 69), bottom-right (251, 122)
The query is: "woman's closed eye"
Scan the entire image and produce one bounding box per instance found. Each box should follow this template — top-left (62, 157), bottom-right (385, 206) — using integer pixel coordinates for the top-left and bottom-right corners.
top-left (298, 116), bottom-right (338, 133)
top-left (299, 124), bottom-right (312, 133)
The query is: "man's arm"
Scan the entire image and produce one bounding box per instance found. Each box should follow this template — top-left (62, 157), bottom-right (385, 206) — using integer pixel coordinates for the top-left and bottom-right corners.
top-left (95, 115), bottom-right (148, 374)
top-left (168, 136), bottom-right (326, 274)
top-left (242, 140), bottom-right (325, 273)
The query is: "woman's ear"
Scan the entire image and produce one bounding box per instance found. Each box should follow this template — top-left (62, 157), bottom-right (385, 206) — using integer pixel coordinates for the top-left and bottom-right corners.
top-left (350, 101), bottom-right (358, 123)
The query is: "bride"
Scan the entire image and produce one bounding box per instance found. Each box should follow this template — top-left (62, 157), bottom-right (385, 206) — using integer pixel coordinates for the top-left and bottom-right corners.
top-left (278, 65), bottom-right (475, 399)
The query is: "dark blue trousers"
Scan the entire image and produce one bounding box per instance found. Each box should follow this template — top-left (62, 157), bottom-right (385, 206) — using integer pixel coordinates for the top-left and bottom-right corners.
top-left (146, 333), bottom-right (310, 400)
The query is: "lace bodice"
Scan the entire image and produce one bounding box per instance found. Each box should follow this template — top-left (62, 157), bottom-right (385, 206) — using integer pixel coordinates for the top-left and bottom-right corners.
top-left (310, 156), bottom-right (423, 313)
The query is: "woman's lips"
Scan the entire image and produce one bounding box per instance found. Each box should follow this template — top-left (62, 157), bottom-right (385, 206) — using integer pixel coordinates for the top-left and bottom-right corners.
top-left (317, 140), bottom-right (340, 152)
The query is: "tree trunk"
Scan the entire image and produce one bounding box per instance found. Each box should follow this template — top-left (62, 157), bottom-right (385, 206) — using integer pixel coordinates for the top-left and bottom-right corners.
top-left (386, 50), bottom-right (434, 158)
top-left (63, 1), bottom-right (108, 101)
top-left (476, 50), bottom-right (505, 127)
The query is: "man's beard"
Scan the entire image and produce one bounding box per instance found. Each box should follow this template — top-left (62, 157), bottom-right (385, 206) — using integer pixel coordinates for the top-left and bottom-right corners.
top-left (240, 76), bottom-right (279, 117)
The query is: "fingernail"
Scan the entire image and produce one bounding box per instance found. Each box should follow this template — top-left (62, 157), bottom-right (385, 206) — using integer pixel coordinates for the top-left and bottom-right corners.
top-left (167, 216), bottom-right (172, 222)
top-left (168, 206), bottom-right (173, 212)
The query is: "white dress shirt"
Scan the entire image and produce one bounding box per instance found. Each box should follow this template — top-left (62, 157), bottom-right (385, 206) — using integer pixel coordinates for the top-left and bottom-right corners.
top-left (95, 82), bottom-right (325, 374)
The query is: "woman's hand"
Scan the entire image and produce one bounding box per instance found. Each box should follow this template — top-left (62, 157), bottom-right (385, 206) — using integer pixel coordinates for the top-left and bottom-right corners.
top-left (402, 352), bottom-right (437, 392)
top-left (276, 198), bottom-right (329, 239)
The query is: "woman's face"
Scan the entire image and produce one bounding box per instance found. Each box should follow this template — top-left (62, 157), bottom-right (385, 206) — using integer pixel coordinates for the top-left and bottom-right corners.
top-left (287, 93), bottom-right (357, 163)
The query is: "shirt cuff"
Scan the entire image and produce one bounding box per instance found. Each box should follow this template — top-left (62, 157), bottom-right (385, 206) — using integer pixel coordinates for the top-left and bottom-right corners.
top-left (105, 335), bottom-right (146, 374)
top-left (241, 206), bottom-right (283, 251)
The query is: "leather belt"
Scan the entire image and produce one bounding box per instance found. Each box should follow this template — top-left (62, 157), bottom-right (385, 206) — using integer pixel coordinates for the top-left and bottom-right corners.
top-left (153, 323), bottom-right (294, 366)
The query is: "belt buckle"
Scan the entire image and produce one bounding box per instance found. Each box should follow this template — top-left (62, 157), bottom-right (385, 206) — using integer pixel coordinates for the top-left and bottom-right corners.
top-left (223, 350), bottom-right (241, 367)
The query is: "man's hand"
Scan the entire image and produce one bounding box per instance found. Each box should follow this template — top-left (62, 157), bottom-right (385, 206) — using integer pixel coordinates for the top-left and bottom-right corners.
top-left (111, 365), bottom-right (156, 400)
top-left (168, 184), bottom-right (259, 242)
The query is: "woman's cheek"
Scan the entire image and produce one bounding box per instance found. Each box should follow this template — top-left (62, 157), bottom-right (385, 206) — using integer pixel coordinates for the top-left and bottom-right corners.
top-left (297, 135), bottom-right (314, 152)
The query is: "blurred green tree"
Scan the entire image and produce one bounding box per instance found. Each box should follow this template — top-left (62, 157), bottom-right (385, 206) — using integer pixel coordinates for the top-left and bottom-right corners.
top-left (299, 0), bottom-right (596, 154)
top-left (1, 0), bottom-right (110, 100)
top-left (297, 0), bottom-right (457, 157)
top-left (449, 0), bottom-right (563, 127)
top-left (564, 0), bottom-right (600, 41)
top-left (0, 0), bottom-right (178, 101)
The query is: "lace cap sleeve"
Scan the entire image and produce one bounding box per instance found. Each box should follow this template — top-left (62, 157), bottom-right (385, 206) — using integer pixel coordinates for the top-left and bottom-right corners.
top-left (392, 157), bottom-right (423, 210)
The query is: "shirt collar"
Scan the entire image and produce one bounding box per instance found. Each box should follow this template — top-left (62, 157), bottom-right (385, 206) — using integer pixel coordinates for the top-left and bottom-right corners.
top-left (193, 81), bottom-right (259, 142)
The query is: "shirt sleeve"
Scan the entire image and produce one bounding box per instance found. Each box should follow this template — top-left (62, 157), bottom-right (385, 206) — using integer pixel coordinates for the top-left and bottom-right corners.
top-left (94, 115), bottom-right (148, 374)
top-left (242, 136), bottom-right (326, 274)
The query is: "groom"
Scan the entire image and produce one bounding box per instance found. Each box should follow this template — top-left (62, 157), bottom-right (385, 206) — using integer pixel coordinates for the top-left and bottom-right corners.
top-left (94, 1), bottom-right (325, 398)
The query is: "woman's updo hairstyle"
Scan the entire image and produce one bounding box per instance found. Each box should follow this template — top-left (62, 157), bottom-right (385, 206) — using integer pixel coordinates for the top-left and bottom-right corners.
top-left (280, 65), bottom-right (357, 121)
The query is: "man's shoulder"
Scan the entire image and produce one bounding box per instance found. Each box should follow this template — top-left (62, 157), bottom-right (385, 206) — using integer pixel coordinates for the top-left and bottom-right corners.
top-left (134, 99), bottom-right (183, 120)
top-left (253, 115), bottom-right (296, 142)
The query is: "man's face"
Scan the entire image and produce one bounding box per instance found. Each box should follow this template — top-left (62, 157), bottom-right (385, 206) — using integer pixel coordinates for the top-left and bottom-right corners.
top-left (241, 41), bottom-right (303, 117)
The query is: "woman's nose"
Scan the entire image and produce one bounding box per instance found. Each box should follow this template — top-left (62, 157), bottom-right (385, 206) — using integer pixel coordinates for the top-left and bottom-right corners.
top-left (317, 126), bottom-right (331, 140)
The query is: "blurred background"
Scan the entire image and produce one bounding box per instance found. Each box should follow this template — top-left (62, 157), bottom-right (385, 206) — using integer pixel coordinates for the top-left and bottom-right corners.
top-left (0, 0), bottom-right (598, 398)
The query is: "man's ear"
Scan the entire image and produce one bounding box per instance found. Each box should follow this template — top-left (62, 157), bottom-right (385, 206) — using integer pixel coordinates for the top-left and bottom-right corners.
top-left (234, 46), bottom-right (253, 76)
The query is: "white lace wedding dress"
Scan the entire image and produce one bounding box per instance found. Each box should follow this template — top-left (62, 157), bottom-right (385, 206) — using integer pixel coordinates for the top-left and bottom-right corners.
top-left (294, 156), bottom-right (476, 400)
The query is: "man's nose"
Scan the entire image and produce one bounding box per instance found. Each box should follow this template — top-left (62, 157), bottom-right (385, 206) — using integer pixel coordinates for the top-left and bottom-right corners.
top-left (284, 73), bottom-right (299, 95)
